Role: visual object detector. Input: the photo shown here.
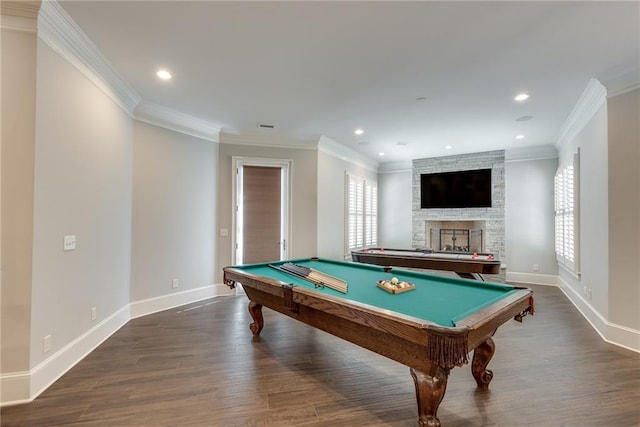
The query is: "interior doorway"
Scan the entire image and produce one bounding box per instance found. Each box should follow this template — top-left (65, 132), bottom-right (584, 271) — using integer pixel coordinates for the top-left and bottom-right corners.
top-left (233, 157), bottom-right (290, 265)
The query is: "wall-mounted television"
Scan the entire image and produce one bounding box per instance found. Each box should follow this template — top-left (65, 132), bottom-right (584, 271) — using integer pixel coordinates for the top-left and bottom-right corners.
top-left (420, 168), bottom-right (492, 208)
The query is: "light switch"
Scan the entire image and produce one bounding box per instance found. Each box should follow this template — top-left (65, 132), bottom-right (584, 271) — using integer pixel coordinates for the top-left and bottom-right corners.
top-left (220, 228), bottom-right (229, 237)
top-left (63, 235), bottom-right (76, 251)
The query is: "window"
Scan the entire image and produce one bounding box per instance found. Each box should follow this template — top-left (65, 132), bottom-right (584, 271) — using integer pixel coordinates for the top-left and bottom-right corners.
top-left (554, 150), bottom-right (580, 273)
top-left (346, 174), bottom-right (377, 253)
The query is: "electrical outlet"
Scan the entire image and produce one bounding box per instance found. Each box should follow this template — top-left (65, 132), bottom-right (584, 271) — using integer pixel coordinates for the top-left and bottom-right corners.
top-left (587, 288), bottom-right (593, 301)
top-left (172, 279), bottom-right (179, 289)
top-left (532, 264), bottom-right (539, 271)
top-left (43, 335), bottom-right (51, 353)
top-left (63, 235), bottom-right (76, 251)
top-left (91, 306), bottom-right (97, 321)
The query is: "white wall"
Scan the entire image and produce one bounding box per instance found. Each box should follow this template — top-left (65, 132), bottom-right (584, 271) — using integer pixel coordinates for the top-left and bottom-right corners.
top-left (1, 14), bottom-right (38, 392)
top-left (505, 157), bottom-right (558, 275)
top-left (130, 121), bottom-right (217, 302)
top-left (558, 102), bottom-right (610, 318)
top-left (377, 163), bottom-right (413, 249)
top-left (30, 41), bottom-right (133, 367)
top-left (216, 141), bottom-right (318, 280)
top-left (317, 150), bottom-right (378, 260)
top-left (607, 88), bottom-right (640, 331)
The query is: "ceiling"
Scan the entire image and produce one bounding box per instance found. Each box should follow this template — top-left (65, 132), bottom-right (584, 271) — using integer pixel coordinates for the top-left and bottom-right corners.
top-left (58, 1), bottom-right (639, 164)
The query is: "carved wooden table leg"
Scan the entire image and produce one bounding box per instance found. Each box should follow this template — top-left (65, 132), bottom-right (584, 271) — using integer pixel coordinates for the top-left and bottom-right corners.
top-left (410, 364), bottom-right (450, 427)
top-left (248, 301), bottom-right (264, 336)
top-left (471, 336), bottom-right (495, 389)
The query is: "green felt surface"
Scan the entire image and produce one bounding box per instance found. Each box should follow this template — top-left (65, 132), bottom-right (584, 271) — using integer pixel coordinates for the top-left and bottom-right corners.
top-left (232, 258), bottom-right (517, 327)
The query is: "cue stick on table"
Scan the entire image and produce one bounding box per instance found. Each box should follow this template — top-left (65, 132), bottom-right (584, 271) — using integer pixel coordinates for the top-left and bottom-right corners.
top-left (269, 262), bottom-right (348, 293)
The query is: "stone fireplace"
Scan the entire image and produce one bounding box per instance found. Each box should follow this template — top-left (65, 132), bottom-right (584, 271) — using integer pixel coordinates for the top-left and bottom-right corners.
top-left (412, 150), bottom-right (505, 260)
top-left (426, 220), bottom-right (486, 252)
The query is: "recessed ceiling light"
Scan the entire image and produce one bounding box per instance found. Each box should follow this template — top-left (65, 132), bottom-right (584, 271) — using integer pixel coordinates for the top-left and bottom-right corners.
top-left (378, 152), bottom-right (385, 156)
top-left (515, 134), bottom-right (525, 139)
top-left (514, 93), bottom-right (529, 102)
top-left (354, 129), bottom-right (364, 135)
top-left (445, 145), bottom-right (453, 150)
top-left (156, 69), bottom-right (172, 80)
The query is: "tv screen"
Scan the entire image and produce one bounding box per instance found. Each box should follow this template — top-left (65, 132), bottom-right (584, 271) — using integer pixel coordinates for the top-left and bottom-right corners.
top-left (420, 169), bottom-right (492, 208)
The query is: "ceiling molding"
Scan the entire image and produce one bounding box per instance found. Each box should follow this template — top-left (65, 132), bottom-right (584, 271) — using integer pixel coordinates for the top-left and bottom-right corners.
top-left (37, 0), bottom-right (141, 116)
top-left (600, 65), bottom-right (640, 98)
top-left (220, 129), bottom-right (318, 150)
top-left (1, 1), bottom-right (40, 32)
top-left (505, 145), bottom-right (558, 163)
top-left (135, 101), bottom-right (221, 143)
top-left (555, 78), bottom-right (606, 151)
top-left (378, 161), bottom-right (413, 174)
top-left (317, 135), bottom-right (379, 172)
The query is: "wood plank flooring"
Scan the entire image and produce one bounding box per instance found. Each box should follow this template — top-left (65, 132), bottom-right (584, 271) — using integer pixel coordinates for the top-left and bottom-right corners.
top-left (2, 284), bottom-right (639, 426)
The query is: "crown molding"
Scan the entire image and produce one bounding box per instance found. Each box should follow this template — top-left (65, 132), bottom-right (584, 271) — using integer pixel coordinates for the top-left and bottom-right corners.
top-left (505, 145), bottom-right (558, 162)
top-left (318, 135), bottom-right (379, 172)
top-left (600, 65), bottom-right (640, 98)
top-left (220, 129), bottom-right (318, 150)
top-left (37, 0), bottom-right (141, 116)
top-left (1, 1), bottom-right (40, 32)
top-left (135, 101), bottom-right (221, 143)
top-left (378, 160), bottom-right (413, 174)
top-left (555, 78), bottom-right (606, 151)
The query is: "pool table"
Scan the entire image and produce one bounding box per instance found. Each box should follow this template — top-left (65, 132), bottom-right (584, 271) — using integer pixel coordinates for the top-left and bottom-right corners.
top-left (352, 247), bottom-right (502, 280)
top-left (223, 258), bottom-right (533, 427)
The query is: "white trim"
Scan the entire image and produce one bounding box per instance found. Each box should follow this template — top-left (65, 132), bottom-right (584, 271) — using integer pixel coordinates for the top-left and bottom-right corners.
top-left (37, 0), bottom-right (141, 116)
top-left (318, 135), bottom-right (379, 173)
top-left (231, 157), bottom-right (292, 265)
top-left (1, 285), bottom-right (234, 406)
top-left (557, 276), bottom-right (639, 353)
top-left (0, 371), bottom-right (31, 406)
top-left (602, 66), bottom-right (640, 98)
top-left (134, 101), bottom-right (221, 143)
top-left (507, 272), bottom-right (639, 353)
top-left (221, 129), bottom-right (318, 150)
top-left (1, 0), bottom-right (39, 32)
top-left (606, 322), bottom-right (640, 353)
top-left (1, 14), bottom-right (37, 32)
top-left (130, 284), bottom-right (231, 319)
top-left (504, 145), bottom-right (558, 162)
top-left (377, 160), bottom-right (413, 174)
top-left (555, 78), bottom-right (606, 150)
top-left (505, 271), bottom-right (559, 286)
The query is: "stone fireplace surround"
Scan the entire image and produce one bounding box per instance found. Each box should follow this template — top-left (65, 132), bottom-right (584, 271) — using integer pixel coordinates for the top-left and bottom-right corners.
top-left (427, 220), bottom-right (486, 252)
top-left (412, 150), bottom-right (505, 260)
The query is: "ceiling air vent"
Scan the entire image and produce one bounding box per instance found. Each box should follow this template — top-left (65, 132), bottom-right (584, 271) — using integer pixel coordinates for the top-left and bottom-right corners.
top-left (257, 123), bottom-right (275, 129)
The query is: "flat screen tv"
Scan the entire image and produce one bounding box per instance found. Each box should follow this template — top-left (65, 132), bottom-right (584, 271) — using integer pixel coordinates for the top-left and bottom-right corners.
top-left (420, 168), bottom-right (492, 208)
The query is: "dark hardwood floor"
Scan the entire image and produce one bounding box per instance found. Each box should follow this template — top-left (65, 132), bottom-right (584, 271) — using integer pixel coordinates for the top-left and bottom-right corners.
top-left (2, 284), bottom-right (639, 426)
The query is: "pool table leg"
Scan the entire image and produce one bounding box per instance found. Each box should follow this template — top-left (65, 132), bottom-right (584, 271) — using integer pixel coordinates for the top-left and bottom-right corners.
top-left (410, 364), bottom-right (450, 427)
top-left (247, 301), bottom-right (264, 336)
top-left (471, 336), bottom-right (495, 389)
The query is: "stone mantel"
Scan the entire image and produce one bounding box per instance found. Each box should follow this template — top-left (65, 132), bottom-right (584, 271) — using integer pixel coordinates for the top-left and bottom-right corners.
top-left (412, 150), bottom-right (505, 259)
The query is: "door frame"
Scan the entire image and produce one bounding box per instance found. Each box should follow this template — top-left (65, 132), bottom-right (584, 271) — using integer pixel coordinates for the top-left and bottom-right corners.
top-left (231, 156), bottom-right (291, 265)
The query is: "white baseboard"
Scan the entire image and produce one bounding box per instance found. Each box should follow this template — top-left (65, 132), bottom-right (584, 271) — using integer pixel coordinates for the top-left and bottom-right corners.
top-left (1, 283), bottom-right (235, 407)
top-left (129, 283), bottom-right (234, 319)
top-left (506, 271), bottom-right (559, 286)
top-left (0, 371), bottom-right (31, 406)
top-left (29, 305), bottom-right (131, 402)
top-left (557, 276), bottom-right (640, 353)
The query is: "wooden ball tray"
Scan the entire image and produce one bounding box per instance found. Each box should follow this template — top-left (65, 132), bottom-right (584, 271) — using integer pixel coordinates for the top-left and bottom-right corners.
top-left (377, 280), bottom-right (415, 294)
